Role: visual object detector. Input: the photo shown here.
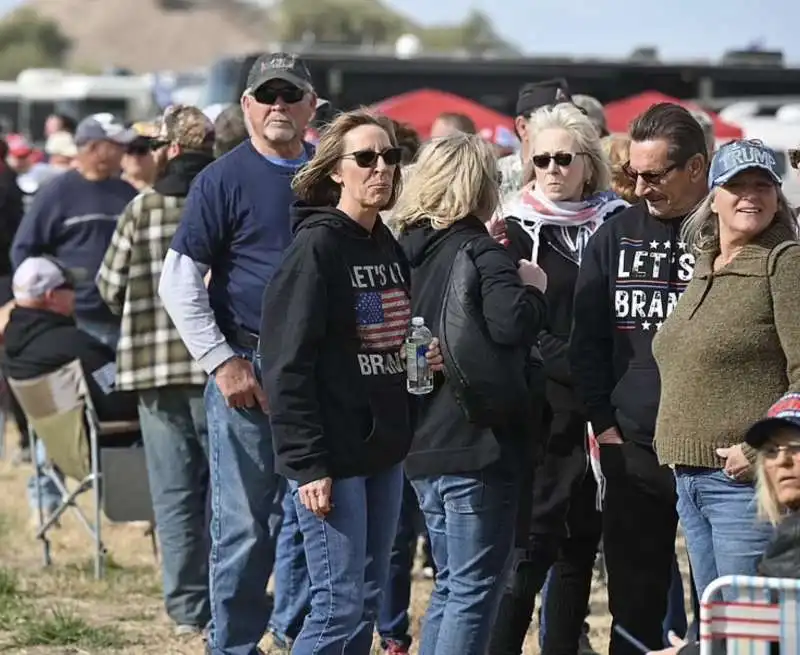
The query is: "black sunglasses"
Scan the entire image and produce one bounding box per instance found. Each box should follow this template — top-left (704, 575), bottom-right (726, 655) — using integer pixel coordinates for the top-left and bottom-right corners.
top-left (622, 161), bottom-right (680, 186)
top-left (532, 152), bottom-right (586, 169)
top-left (253, 85), bottom-right (305, 105)
top-left (342, 148), bottom-right (403, 168)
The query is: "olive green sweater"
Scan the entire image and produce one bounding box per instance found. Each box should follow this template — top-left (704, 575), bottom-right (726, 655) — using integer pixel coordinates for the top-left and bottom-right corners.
top-left (653, 224), bottom-right (800, 469)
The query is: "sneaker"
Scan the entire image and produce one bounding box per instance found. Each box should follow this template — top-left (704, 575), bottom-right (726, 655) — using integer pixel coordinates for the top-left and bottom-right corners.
top-left (263, 631), bottom-right (292, 654)
top-left (384, 640), bottom-right (410, 654)
top-left (174, 624), bottom-right (203, 638)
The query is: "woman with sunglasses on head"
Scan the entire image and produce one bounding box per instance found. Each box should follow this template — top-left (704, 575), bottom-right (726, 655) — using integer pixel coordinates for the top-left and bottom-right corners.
top-left (260, 109), bottom-right (442, 655)
top-left (393, 133), bottom-right (548, 655)
top-left (490, 102), bottom-right (628, 655)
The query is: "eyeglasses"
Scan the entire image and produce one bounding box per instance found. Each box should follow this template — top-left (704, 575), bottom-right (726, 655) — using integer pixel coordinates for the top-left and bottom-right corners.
top-left (252, 85), bottom-right (305, 105)
top-left (342, 148), bottom-right (403, 168)
top-left (762, 441), bottom-right (800, 459)
top-left (622, 161), bottom-right (680, 186)
top-left (532, 152), bottom-right (586, 169)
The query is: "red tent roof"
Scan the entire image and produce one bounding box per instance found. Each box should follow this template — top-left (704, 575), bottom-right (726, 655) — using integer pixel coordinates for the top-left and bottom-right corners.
top-left (373, 89), bottom-right (516, 143)
top-left (604, 91), bottom-right (743, 140)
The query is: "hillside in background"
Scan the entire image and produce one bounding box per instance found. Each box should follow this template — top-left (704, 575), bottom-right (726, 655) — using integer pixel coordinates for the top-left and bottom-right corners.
top-left (21, 0), bottom-right (272, 72)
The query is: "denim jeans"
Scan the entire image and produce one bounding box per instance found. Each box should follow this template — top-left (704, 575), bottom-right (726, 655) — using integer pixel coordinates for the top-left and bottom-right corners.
top-left (76, 318), bottom-right (120, 349)
top-left (291, 464), bottom-right (403, 655)
top-left (26, 438), bottom-right (61, 512)
top-left (377, 476), bottom-right (419, 649)
top-left (205, 347), bottom-right (283, 655)
top-left (412, 460), bottom-right (518, 655)
top-left (268, 487), bottom-right (309, 643)
top-left (138, 385), bottom-right (210, 629)
top-left (675, 467), bottom-right (774, 600)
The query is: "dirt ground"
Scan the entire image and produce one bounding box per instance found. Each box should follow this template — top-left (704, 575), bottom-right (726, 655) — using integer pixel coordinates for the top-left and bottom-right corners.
top-left (0, 436), bottom-right (688, 654)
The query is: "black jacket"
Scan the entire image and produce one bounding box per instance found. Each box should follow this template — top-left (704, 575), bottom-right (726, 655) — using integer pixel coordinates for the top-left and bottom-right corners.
top-left (261, 204), bottom-right (413, 486)
top-left (3, 306), bottom-right (139, 422)
top-left (398, 215), bottom-right (547, 478)
top-left (507, 222), bottom-right (585, 424)
top-left (569, 205), bottom-right (694, 446)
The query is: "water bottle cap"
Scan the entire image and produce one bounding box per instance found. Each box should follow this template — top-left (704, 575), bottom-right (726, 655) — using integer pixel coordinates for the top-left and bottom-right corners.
top-left (411, 316), bottom-right (424, 327)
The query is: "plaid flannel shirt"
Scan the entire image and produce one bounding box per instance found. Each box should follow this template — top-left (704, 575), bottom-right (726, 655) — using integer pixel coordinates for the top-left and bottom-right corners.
top-left (97, 190), bottom-right (206, 391)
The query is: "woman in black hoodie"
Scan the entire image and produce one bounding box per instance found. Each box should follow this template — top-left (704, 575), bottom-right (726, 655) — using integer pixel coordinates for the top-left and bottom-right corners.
top-left (260, 110), bottom-right (441, 655)
top-left (393, 133), bottom-right (548, 655)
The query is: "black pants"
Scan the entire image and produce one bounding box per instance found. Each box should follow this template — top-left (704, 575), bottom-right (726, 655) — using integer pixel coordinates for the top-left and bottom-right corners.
top-left (490, 411), bottom-right (601, 655)
top-left (601, 441), bottom-right (678, 655)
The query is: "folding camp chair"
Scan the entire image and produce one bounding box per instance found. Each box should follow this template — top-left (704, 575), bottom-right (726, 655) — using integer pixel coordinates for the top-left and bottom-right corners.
top-left (700, 574), bottom-right (800, 654)
top-left (7, 359), bottom-right (149, 579)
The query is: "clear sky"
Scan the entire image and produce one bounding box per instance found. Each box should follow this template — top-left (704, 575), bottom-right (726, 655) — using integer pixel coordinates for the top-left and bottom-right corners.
top-left (384, 0), bottom-right (800, 64)
top-left (0, 0), bottom-right (797, 64)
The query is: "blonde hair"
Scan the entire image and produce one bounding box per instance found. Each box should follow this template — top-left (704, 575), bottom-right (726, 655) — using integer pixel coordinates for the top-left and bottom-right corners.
top-left (391, 133), bottom-right (499, 231)
top-left (522, 103), bottom-right (611, 195)
top-left (292, 109), bottom-right (401, 209)
top-left (603, 134), bottom-right (637, 204)
top-left (756, 452), bottom-right (787, 526)
top-left (682, 185), bottom-right (798, 255)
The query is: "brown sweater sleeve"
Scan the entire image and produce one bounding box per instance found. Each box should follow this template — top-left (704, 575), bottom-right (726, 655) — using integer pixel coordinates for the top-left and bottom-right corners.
top-left (769, 242), bottom-right (800, 393)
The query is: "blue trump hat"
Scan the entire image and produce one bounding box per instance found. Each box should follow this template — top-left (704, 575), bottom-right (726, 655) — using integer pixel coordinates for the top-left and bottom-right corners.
top-left (708, 140), bottom-right (782, 189)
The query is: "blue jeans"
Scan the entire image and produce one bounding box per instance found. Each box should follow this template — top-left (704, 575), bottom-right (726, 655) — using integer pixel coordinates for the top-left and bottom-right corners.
top-left (675, 467), bottom-right (774, 601)
top-left (268, 488), bottom-right (309, 643)
top-left (76, 318), bottom-right (120, 349)
top-left (412, 461), bottom-right (518, 655)
top-left (27, 438), bottom-right (61, 513)
top-left (138, 386), bottom-right (210, 629)
top-left (205, 348), bottom-right (283, 655)
top-left (377, 477), bottom-right (419, 648)
top-left (291, 464), bottom-right (403, 655)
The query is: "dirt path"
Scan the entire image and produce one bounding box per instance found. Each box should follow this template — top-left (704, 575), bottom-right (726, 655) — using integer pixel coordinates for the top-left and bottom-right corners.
top-left (0, 442), bottom-right (626, 654)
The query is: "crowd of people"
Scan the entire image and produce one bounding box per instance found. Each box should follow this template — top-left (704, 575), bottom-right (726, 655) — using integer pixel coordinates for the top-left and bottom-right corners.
top-left (0, 49), bottom-right (799, 655)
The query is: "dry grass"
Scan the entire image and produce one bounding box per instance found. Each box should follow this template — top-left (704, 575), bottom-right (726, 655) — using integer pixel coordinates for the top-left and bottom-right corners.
top-left (0, 431), bottom-right (690, 654)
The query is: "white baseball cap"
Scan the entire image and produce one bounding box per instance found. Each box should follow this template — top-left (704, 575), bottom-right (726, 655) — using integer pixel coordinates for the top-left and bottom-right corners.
top-left (12, 257), bottom-right (86, 301)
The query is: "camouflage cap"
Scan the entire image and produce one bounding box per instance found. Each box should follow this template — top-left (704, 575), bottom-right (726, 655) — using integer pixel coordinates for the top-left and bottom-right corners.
top-left (246, 52), bottom-right (313, 94)
top-left (157, 105), bottom-right (215, 152)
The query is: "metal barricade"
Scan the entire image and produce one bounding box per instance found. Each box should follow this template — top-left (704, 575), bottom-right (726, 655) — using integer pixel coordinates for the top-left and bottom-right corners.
top-left (700, 575), bottom-right (800, 655)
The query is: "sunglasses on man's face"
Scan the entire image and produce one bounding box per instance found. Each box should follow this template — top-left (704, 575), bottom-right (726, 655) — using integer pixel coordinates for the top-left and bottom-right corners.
top-left (532, 152), bottom-right (585, 169)
top-left (622, 161), bottom-right (680, 186)
top-left (253, 85), bottom-right (305, 106)
top-left (342, 148), bottom-right (403, 168)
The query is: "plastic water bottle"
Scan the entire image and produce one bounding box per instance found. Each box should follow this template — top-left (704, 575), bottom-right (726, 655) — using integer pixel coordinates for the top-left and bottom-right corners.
top-left (406, 317), bottom-right (434, 395)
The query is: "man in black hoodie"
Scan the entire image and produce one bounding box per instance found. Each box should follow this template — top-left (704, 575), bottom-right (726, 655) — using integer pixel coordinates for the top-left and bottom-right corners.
top-left (570, 103), bottom-right (709, 655)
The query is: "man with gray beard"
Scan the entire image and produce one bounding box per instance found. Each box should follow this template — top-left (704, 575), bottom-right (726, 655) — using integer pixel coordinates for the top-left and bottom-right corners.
top-left (159, 53), bottom-right (316, 655)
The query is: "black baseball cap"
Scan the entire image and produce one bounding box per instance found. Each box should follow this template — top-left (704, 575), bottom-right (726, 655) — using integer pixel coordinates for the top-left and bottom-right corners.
top-left (516, 78), bottom-right (572, 117)
top-left (246, 52), bottom-right (313, 94)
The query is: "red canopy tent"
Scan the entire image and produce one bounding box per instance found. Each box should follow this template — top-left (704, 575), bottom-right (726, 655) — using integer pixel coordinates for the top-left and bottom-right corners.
top-left (372, 89), bottom-right (517, 144)
top-left (604, 91), bottom-right (743, 140)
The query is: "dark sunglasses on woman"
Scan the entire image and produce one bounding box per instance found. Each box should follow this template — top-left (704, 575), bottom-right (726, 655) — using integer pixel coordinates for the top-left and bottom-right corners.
top-left (342, 148), bottom-right (403, 168)
top-left (532, 152), bottom-right (585, 169)
top-left (253, 85), bottom-right (305, 105)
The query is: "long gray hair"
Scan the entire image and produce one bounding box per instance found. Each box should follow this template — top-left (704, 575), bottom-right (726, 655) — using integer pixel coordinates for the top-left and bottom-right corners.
top-left (681, 185), bottom-right (798, 255)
